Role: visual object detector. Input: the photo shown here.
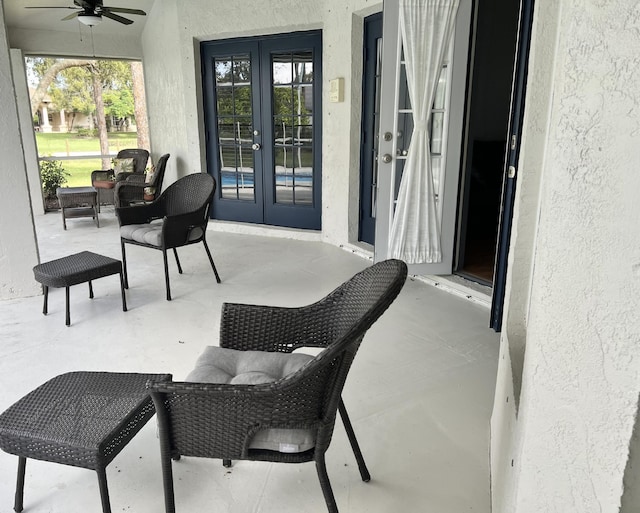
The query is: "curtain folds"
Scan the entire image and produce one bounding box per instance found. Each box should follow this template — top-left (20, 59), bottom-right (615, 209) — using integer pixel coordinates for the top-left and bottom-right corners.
top-left (388, 0), bottom-right (460, 264)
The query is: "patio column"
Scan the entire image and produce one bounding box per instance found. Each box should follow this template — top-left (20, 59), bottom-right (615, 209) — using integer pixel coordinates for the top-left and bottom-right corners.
top-left (59, 109), bottom-right (67, 132)
top-left (40, 103), bottom-right (52, 132)
top-left (0, 4), bottom-right (41, 299)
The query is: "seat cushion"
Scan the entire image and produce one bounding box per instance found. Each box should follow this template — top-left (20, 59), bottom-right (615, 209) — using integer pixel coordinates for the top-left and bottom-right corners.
top-left (120, 220), bottom-right (163, 246)
top-left (93, 180), bottom-right (116, 189)
top-left (186, 346), bottom-right (317, 453)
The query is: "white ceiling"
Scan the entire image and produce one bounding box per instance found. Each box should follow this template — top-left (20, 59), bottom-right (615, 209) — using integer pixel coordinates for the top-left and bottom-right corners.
top-left (3, 0), bottom-right (156, 38)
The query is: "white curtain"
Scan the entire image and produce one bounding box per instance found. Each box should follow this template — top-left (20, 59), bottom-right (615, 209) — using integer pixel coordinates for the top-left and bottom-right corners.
top-left (389, 0), bottom-right (460, 264)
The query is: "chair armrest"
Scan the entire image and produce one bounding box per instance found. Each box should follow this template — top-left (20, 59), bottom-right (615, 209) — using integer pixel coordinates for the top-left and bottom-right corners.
top-left (91, 169), bottom-right (114, 183)
top-left (124, 174), bottom-right (146, 184)
top-left (149, 379), bottom-right (324, 459)
top-left (220, 302), bottom-right (316, 352)
top-left (116, 202), bottom-right (163, 225)
top-left (161, 211), bottom-right (206, 247)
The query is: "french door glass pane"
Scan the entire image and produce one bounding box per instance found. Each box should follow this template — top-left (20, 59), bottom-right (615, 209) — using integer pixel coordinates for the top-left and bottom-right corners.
top-left (215, 55), bottom-right (255, 201)
top-left (272, 51), bottom-right (314, 206)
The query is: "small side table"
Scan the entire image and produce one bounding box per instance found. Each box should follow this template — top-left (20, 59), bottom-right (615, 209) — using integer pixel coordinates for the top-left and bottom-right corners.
top-left (0, 371), bottom-right (172, 513)
top-left (33, 251), bottom-right (127, 326)
top-left (56, 186), bottom-right (99, 229)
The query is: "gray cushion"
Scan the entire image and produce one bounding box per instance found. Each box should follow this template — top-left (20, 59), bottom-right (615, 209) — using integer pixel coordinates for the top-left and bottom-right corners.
top-left (120, 220), bottom-right (163, 246)
top-left (186, 346), bottom-right (317, 453)
top-left (120, 221), bottom-right (203, 246)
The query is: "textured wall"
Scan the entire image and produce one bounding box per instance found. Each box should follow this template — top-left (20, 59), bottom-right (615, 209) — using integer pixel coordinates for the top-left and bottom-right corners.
top-left (8, 27), bottom-right (143, 60)
top-left (0, 4), bottom-right (40, 299)
top-left (492, 1), bottom-right (640, 512)
top-left (141, 0), bottom-right (381, 243)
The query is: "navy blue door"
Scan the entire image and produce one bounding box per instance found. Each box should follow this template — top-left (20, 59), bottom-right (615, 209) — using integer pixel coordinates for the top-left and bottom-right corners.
top-left (202, 32), bottom-right (322, 229)
top-left (358, 13), bottom-right (383, 245)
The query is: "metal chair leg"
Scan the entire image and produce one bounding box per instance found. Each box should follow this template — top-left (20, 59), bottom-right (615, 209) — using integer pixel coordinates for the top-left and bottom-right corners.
top-left (163, 250), bottom-right (172, 301)
top-left (119, 271), bottom-right (127, 312)
top-left (339, 400), bottom-right (370, 481)
top-left (14, 456), bottom-right (26, 513)
top-left (173, 248), bottom-right (183, 274)
top-left (88, 280), bottom-right (94, 299)
top-left (202, 239), bottom-right (221, 283)
top-left (120, 240), bottom-right (129, 289)
top-left (315, 453), bottom-right (338, 513)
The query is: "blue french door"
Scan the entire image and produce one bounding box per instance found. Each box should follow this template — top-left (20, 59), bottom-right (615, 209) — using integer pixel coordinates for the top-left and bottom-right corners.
top-left (201, 32), bottom-right (322, 229)
top-left (359, 13), bottom-right (383, 245)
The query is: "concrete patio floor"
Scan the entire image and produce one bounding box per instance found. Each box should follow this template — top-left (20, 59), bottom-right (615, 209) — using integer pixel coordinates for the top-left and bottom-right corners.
top-left (0, 206), bottom-right (499, 513)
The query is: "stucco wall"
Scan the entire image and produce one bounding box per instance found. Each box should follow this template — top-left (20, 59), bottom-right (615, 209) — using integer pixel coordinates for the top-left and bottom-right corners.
top-left (491, 1), bottom-right (640, 511)
top-left (0, 4), bottom-right (40, 299)
top-left (8, 27), bottom-right (143, 60)
top-left (141, 0), bottom-right (381, 244)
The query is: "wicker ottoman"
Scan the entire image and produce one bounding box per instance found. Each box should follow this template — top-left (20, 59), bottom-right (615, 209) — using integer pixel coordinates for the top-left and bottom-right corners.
top-left (33, 251), bottom-right (127, 326)
top-left (0, 372), bottom-right (171, 513)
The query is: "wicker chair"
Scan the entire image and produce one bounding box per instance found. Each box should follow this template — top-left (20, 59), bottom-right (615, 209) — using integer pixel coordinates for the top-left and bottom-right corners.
top-left (91, 148), bottom-right (150, 209)
top-left (115, 153), bottom-right (169, 208)
top-left (148, 259), bottom-right (408, 513)
top-left (116, 173), bottom-right (221, 301)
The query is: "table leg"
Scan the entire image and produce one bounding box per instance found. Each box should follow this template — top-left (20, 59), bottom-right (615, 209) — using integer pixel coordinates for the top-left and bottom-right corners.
top-left (14, 456), bottom-right (26, 513)
top-left (65, 287), bottom-right (71, 326)
top-left (96, 467), bottom-right (112, 513)
top-left (43, 285), bottom-right (48, 315)
top-left (119, 271), bottom-right (127, 312)
top-left (89, 280), bottom-right (94, 299)
top-left (61, 208), bottom-right (67, 230)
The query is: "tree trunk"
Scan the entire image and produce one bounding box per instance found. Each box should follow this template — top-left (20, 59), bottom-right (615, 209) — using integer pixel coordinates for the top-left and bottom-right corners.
top-left (30, 59), bottom-right (92, 117)
top-left (90, 64), bottom-right (111, 170)
top-left (130, 61), bottom-right (150, 154)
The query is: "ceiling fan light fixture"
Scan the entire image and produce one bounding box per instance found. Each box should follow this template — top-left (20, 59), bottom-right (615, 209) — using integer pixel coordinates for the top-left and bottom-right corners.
top-left (77, 13), bottom-right (102, 26)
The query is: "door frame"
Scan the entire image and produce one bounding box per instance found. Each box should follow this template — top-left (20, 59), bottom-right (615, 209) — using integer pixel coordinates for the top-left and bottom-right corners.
top-left (490, 0), bottom-right (535, 330)
top-left (201, 31), bottom-right (323, 230)
top-left (358, 12), bottom-right (383, 245)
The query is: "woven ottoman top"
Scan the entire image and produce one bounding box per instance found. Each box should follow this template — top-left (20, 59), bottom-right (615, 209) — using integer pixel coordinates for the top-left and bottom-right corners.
top-left (0, 371), bottom-right (171, 470)
top-left (33, 251), bottom-right (122, 288)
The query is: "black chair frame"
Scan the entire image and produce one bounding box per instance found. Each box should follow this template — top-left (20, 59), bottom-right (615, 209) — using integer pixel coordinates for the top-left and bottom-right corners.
top-left (148, 259), bottom-right (408, 512)
top-left (116, 173), bottom-right (221, 301)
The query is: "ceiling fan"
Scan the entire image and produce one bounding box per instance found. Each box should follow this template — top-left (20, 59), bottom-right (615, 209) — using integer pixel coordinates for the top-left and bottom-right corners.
top-left (26, 0), bottom-right (146, 26)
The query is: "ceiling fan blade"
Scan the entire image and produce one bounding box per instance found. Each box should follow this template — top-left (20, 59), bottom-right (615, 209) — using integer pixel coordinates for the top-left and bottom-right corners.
top-left (62, 11), bottom-right (80, 21)
top-left (25, 6), bottom-right (78, 9)
top-left (101, 11), bottom-right (133, 25)
top-left (102, 7), bottom-right (146, 16)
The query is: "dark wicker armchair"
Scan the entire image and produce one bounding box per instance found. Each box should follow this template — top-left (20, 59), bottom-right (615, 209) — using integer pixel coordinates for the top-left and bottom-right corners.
top-left (91, 148), bottom-right (150, 209)
top-left (115, 153), bottom-right (169, 207)
top-left (116, 173), bottom-right (221, 301)
top-left (148, 259), bottom-right (408, 513)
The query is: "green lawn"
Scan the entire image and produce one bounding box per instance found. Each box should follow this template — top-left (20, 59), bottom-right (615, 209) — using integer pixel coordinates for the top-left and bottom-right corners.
top-left (36, 132), bottom-right (139, 187)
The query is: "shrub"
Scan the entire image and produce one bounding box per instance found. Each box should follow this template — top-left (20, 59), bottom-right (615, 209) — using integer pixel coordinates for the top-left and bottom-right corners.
top-left (76, 127), bottom-right (97, 138)
top-left (40, 160), bottom-right (69, 198)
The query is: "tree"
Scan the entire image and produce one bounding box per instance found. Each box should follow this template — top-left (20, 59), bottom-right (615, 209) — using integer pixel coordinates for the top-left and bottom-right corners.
top-left (89, 63), bottom-right (111, 169)
top-left (130, 61), bottom-right (150, 151)
top-left (29, 58), bottom-right (92, 117)
top-left (27, 57), bottom-right (150, 168)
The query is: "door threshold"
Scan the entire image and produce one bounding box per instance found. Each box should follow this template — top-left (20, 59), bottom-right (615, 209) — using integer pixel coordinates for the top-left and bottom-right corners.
top-left (416, 273), bottom-right (492, 307)
top-left (340, 243), bottom-right (491, 307)
top-left (208, 220), bottom-right (322, 242)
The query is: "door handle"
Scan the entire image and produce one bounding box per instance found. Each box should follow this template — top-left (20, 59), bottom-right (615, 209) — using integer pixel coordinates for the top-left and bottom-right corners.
top-left (381, 154), bottom-right (393, 163)
top-left (252, 143), bottom-right (261, 151)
